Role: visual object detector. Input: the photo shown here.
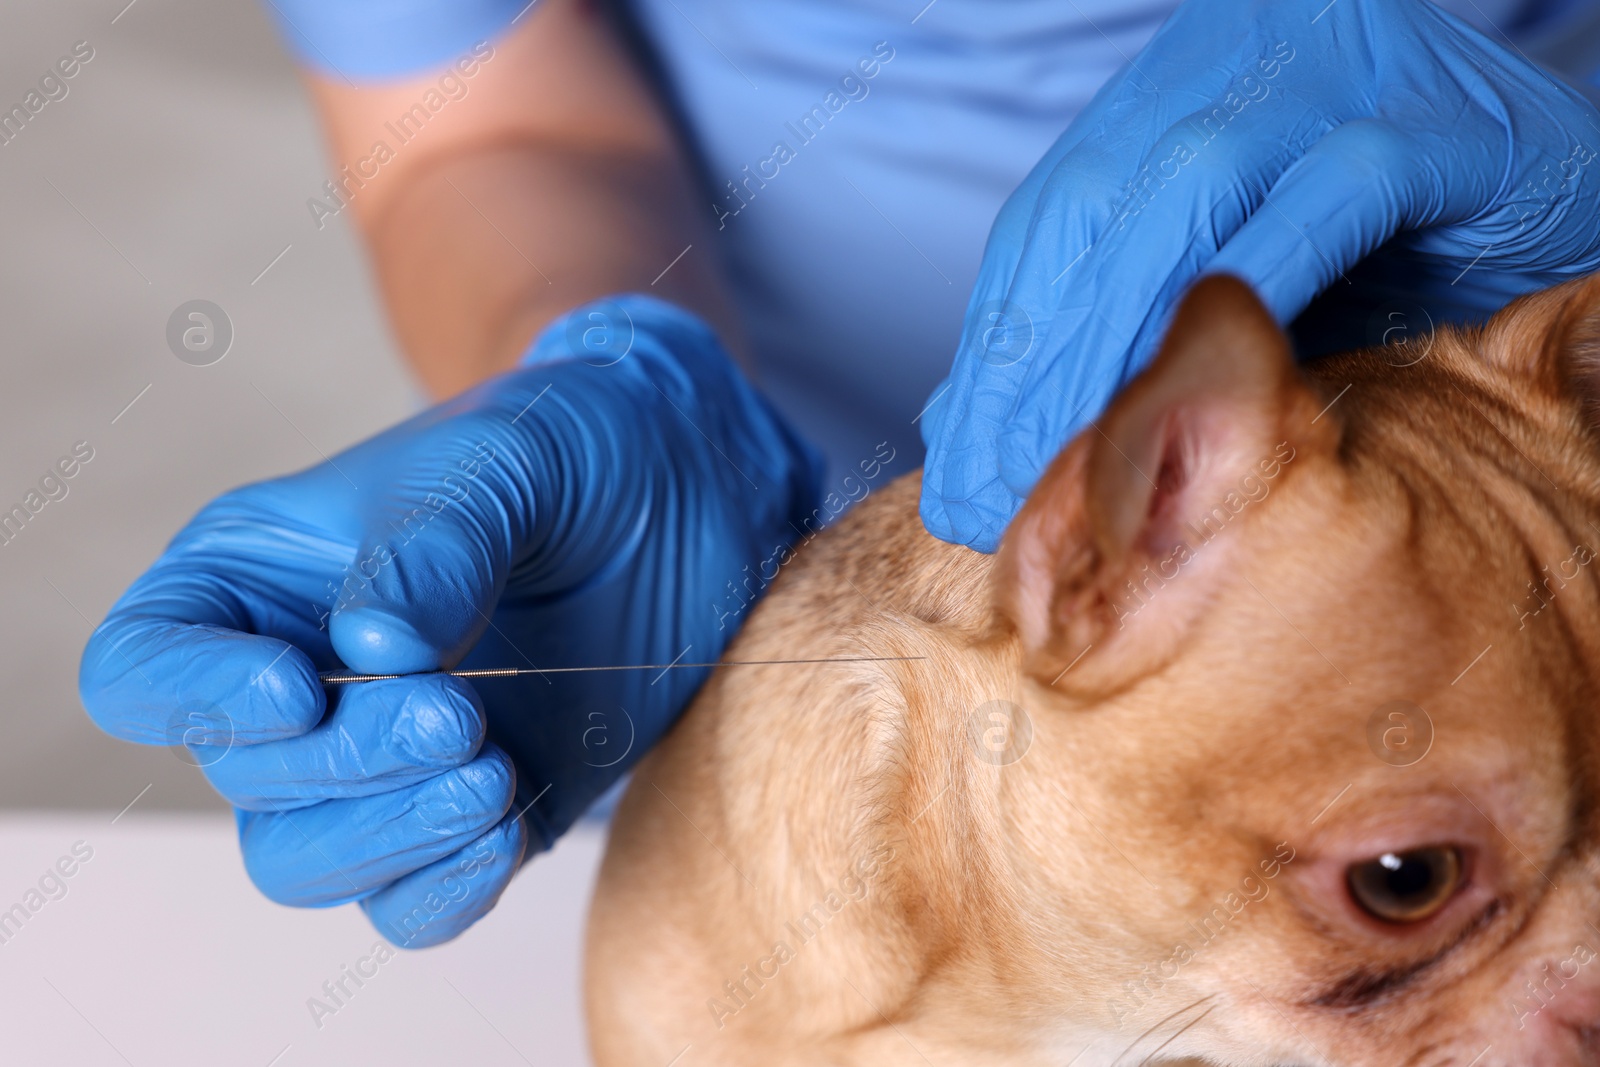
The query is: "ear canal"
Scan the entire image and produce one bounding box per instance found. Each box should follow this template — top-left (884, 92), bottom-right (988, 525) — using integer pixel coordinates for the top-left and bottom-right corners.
top-left (996, 274), bottom-right (1338, 695)
top-left (1090, 275), bottom-right (1306, 559)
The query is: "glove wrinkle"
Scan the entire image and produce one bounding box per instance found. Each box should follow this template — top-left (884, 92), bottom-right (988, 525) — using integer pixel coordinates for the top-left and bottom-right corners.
top-left (83, 294), bottom-right (820, 945)
top-left (921, 0), bottom-right (1600, 551)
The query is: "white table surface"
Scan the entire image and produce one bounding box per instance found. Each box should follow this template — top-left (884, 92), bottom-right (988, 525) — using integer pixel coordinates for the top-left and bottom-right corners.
top-left (0, 813), bottom-right (602, 1066)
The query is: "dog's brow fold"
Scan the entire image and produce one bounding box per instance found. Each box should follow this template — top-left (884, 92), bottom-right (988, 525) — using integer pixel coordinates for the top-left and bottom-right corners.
top-left (1306, 899), bottom-right (1505, 1011)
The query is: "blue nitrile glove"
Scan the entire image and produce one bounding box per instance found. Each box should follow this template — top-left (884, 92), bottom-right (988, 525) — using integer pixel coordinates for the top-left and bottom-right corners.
top-left (920, 0), bottom-right (1600, 551)
top-left (80, 295), bottom-right (820, 947)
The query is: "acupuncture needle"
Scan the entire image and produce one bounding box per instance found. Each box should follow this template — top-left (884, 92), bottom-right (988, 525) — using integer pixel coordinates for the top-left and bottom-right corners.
top-left (317, 655), bottom-right (926, 684)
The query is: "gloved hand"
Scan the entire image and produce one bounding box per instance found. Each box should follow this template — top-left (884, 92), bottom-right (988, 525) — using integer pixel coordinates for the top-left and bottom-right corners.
top-left (80, 295), bottom-right (820, 947)
top-left (920, 0), bottom-right (1600, 551)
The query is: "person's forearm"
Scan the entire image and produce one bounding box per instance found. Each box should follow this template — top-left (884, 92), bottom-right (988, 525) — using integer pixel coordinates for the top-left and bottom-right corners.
top-left (361, 142), bottom-right (734, 398)
top-left (306, 0), bottom-right (737, 399)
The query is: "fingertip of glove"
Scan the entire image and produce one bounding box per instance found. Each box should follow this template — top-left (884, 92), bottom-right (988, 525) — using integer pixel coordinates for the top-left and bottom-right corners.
top-left (391, 678), bottom-right (487, 769)
top-left (458, 746), bottom-right (517, 807)
top-left (246, 641), bottom-right (325, 733)
top-left (919, 489), bottom-right (1005, 554)
top-left (76, 619), bottom-right (158, 731)
top-left (917, 486), bottom-right (958, 543)
top-left (237, 809), bottom-right (360, 908)
top-left (361, 814), bottom-right (526, 950)
top-left (997, 427), bottom-right (1050, 504)
top-left (76, 630), bottom-right (126, 733)
top-left (481, 809), bottom-right (529, 861)
top-left (329, 604), bottom-right (445, 676)
top-left (917, 379), bottom-right (953, 452)
top-left (80, 626), bottom-right (325, 744)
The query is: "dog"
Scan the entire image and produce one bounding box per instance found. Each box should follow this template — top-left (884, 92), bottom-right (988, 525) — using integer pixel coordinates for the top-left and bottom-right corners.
top-left (586, 273), bottom-right (1600, 1066)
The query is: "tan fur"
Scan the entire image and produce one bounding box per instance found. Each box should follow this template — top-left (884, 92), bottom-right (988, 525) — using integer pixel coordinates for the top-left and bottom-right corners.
top-left (587, 275), bottom-right (1600, 1066)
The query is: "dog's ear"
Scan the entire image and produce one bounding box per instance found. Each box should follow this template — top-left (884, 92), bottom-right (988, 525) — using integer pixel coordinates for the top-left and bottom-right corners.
top-left (995, 275), bottom-right (1339, 697)
top-left (1478, 273), bottom-right (1600, 422)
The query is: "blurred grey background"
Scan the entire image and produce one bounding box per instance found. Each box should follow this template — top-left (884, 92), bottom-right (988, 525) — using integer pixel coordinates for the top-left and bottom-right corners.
top-left (0, 0), bottom-right (417, 811)
top-left (0, 13), bottom-right (594, 1063)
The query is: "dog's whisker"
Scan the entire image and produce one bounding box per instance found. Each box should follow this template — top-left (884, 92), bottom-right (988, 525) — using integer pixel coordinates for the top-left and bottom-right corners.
top-left (1133, 1002), bottom-right (1214, 1065)
top-left (1109, 994), bottom-right (1217, 1067)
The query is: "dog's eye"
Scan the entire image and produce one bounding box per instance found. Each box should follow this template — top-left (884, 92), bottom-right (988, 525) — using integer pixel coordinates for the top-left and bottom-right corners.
top-left (1346, 847), bottom-right (1464, 924)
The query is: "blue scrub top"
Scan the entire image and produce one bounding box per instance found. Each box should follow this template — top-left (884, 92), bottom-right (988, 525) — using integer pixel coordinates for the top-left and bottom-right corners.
top-left (267, 0), bottom-right (1597, 487)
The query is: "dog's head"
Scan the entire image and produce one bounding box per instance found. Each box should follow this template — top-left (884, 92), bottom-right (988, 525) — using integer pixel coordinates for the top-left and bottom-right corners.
top-left (987, 275), bottom-right (1600, 1065)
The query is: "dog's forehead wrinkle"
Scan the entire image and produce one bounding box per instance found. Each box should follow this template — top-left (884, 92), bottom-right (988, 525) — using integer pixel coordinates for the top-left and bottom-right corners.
top-left (1295, 345), bottom-right (1600, 716)
top-left (1318, 349), bottom-right (1600, 546)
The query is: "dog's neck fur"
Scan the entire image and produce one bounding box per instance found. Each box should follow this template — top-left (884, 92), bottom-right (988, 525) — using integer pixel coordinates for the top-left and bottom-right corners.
top-left (589, 276), bottom-right (1600, 1067)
